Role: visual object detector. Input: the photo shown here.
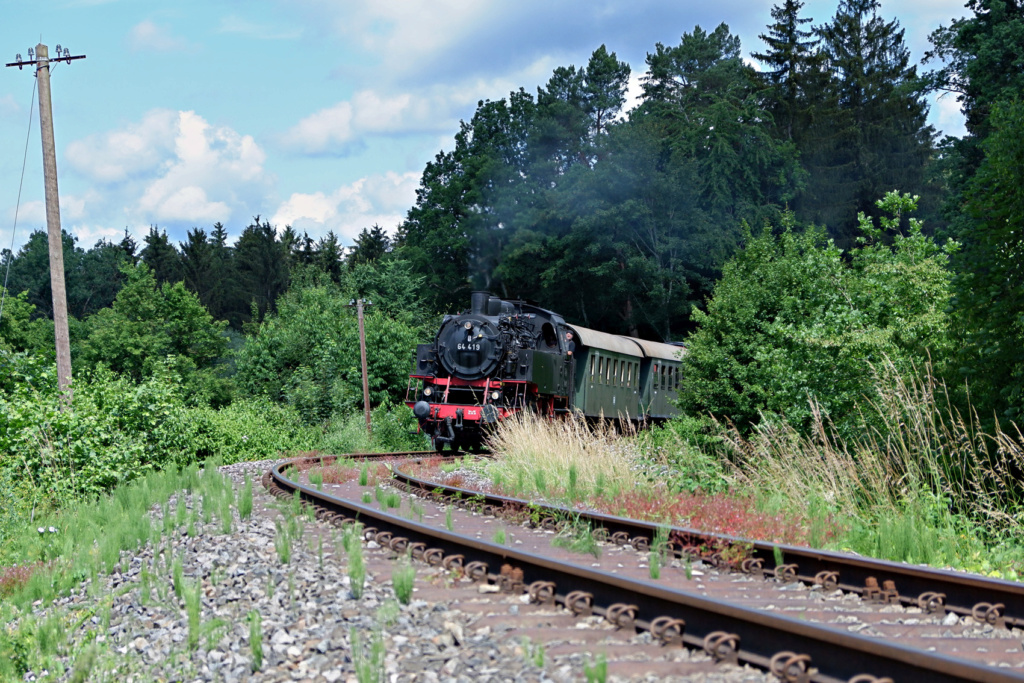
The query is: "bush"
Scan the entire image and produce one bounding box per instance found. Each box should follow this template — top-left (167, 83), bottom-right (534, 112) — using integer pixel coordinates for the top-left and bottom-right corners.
top-left (680, 195), bottom-right (956, 438)
top-left (234, 281), bottom-right (427, 424)
top-left (638, 416), bottom-right (730, 494)
top-left (318, 401), bottom-right (428, 455)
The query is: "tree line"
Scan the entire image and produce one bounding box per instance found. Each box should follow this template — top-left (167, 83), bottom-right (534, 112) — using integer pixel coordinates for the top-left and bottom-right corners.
top-left (0, 220), bottom-right (394, 331)
top-left (2, 0), bottom-right (1023, 427)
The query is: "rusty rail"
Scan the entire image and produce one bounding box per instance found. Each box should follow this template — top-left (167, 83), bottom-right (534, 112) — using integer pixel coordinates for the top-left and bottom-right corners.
top-left (268, 455), bottom-right (1024, 683)
top-left (390, 459), bottom-right (1024, 630)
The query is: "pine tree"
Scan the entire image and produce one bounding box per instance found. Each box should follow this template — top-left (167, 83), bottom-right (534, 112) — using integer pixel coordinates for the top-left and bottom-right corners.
top-left (798, 0), bottom-right (936, 245)
top-left (180, 228), bottom-right (215, 310)
top-left (348, 225), bottom-right (391, 268)
top-left (140, 226), bottom-right (183, 285)
top-left (234, 217), bottom-right (289, 322)
top-left (925, 1), bottom-right (1024, 421)
top-left (752, 0), bottom-right (819, 142)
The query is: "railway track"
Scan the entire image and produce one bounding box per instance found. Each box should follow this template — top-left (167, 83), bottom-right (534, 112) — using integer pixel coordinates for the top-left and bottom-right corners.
top-left (266, 452), bottom-right (1024, 682)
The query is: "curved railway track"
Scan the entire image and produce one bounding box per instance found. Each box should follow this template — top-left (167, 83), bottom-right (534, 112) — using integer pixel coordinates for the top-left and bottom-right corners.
top-left (266, 452), bottom-right (1024, 683)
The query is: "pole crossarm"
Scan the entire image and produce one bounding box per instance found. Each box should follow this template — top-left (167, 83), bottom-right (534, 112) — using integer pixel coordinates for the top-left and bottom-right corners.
top-left (6, 54), bottom-right (86, 69)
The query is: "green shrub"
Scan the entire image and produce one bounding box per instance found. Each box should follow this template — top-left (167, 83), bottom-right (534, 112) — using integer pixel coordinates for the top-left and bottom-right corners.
top-left (679, 196), bottom-right (955, 439)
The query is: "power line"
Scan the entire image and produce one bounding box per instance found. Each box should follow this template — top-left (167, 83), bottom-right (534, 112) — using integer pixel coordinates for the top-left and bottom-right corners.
top-left (0, 77), bottom-right (37, 330)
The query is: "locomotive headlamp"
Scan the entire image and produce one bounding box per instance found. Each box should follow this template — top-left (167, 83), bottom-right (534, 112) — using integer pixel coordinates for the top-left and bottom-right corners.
top-left (490, 390), bottom-right (500, 401)
top-left (464, 321), bottom-right (473, 329)
top-left (423, 386), bottom-right (433, 397)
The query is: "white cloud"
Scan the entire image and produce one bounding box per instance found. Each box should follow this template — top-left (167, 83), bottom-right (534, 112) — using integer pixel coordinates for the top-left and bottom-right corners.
top-left (270, 171), bottom-right (418, 241)
top-left (281, 90), bottom-right (450, 154)
top-left (65, 109), bottom-right (272, 227)
top-left (127, 20), bottom-right (189, 53)
top-left (295, 0), bottom-right (487, 71)
top-left (282, 56), bottom-right (558, 156)
top-left (72, 224), bottom-right (124, 246)
top-left (0, 94), bottom-right (22, 119)
top-left (11, 200), bottom-right (45, 228)
top-left (66, 110), bottom-right (178, 182)
top-left (932, 91), bottom-right (967, 139)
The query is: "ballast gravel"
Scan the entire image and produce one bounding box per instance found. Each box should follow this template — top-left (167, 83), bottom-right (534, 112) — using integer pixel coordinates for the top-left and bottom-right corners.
top-left (17, 458), bottom-right (772, 683)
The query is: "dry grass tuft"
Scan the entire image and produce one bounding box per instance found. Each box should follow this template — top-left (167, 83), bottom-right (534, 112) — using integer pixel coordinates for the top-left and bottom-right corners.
top-left (482, 411), bottom-right (637, 500)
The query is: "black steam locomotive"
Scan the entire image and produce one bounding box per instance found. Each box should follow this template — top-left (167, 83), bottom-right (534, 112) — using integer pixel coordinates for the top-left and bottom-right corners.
top-left (406, 291), bottom-right (683, 451)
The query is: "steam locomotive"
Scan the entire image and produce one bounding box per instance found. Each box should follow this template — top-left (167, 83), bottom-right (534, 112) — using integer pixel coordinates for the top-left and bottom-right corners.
top-left (406, 291), bottom-right (684, 451)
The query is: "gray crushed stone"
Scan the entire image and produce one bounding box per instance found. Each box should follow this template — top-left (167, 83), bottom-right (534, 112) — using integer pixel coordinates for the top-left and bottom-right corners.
top-left (15, 458), bottom-right (773, 682)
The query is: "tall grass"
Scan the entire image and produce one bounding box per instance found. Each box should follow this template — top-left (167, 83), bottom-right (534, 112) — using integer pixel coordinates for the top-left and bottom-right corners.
top-left (482, 411), bottom-right (636, 500)
top-left (720, 361), bottom-right (1024, 565)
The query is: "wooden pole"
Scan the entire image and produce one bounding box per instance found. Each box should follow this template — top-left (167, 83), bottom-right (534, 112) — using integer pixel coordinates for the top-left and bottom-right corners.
top-left (35, 44), bottom-right (73, 404)
top-left (356, 299), bottom-right (372, 438)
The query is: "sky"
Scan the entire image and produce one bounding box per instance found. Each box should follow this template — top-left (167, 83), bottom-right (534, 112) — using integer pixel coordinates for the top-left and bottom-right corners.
top-left (1, 0), bottom-right (971, 255)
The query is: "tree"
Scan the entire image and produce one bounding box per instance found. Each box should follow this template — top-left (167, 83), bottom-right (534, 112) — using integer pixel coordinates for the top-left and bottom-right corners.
top-left (234, 217), bottom-right (289, 323)
top-left (76, 239), bottom-right (133, 316)
top-left (140, 226), bottom-right (183, 285)
top-left (948, 100), bottom-right (1024, 421)
top-left (313, 231), bottom-right (344, 283)
top-left (926, 0), bottom-right (1024, 154)
top-left (0, 288), bottom-right (51, 354)
top-left (348, 225), bottom-right (391, 268)
top-left (797, 0), bottom-right (937, 245)
top-left (396, 91), bottom-right (536, 311)
top-left (235, 278), bottom-right (425, 422)
top-left (180, 228), bottom-right (215, 309)
top-left (1, 230), bottom-right (82, 319)
top-left (78, 262), bottom-right (229, 403)
top-left (680, 193), bottom-right (956, 436)
top-left (640, 24), bottom-right (803, 224)
top-left (752, 0), bottom-right (819, 142)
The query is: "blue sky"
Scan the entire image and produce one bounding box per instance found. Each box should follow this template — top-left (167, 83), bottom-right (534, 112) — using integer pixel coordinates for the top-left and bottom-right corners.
top-left (1, 0), bottom-right (970, 254)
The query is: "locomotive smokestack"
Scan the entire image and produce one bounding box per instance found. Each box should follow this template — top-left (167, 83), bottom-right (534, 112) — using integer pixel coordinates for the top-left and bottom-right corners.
top-left (470, 291), bottom-right (489, 316)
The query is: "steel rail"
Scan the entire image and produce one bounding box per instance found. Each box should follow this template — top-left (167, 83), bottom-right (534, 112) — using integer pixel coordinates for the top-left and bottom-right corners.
top-left (268, 458), bottom-right (1024, 683)
top-left (390, 459), bottom-right (1024, 630)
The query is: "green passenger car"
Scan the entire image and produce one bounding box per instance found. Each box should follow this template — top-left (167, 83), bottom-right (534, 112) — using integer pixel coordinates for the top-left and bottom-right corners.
top-left (568, 325), bottom-right (684, 423)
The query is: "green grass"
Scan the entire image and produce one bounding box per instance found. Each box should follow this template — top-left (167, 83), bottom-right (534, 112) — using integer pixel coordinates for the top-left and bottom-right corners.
top-left (493, 528), bottom-right (506, 545)
top-left (344, 524), bottom-right (366, 598)
top-left (351, 627), bottom-right (385, 683)
top-left (238, 476), bottom-right (253, 521)
top-left (183, 579), bottom-right (202, 650)
top-left (584, 652), bottom-right (607, 683)
top-left (392, 557), bottom-right (415, 605)
top-left (274, 520), bottom-right (292, 564)
top-left (551, 518), bottom-right (600, 558)
top-left (248, 610), bottom-right (263, 672)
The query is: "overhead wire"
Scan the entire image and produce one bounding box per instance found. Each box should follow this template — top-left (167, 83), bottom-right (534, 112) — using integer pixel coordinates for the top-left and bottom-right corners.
top-left (0, 74), bottom-right (38, 329)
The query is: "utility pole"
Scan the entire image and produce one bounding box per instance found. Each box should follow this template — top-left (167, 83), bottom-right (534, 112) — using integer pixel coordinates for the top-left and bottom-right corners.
top-left (349, 298), bottom-right (373, 438)
top-left (7, 44), bottom-right (86, 405)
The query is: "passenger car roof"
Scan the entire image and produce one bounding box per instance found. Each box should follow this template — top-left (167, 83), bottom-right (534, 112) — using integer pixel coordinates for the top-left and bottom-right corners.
top-left (626, 337), bottom-right (686, 361)
top-left (567, 325), bottom-right (643, 357)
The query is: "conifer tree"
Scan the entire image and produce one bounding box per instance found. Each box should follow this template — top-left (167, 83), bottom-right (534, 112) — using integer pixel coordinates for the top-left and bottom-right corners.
top-left (752, 0), bottom-right (819, 142)
top-left (798, 0), bottom-right (935, 245)
top-left (140, 226), bottom-right (184, 285)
